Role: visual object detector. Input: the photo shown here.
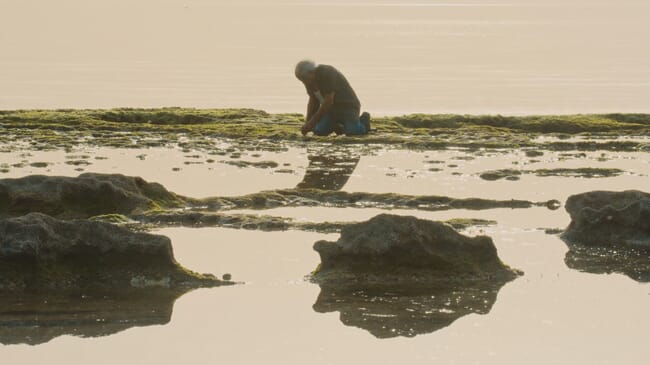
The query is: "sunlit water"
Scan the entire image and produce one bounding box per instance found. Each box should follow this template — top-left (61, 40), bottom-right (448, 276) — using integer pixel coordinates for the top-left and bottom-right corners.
top-left (0, 140), bottom-right (649, 364)
top-left (2, 0), bottom-right (649, 114)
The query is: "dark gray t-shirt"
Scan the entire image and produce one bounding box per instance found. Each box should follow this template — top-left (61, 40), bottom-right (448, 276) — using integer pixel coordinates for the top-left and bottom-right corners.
top-left (307, 64), bottom-right (361, 112)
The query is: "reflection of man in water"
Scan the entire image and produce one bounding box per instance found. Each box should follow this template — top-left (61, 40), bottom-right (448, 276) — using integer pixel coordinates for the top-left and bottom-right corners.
top-left (296, 152), bottom-right (360, 191)
top-left (295, 60), bottom-right (370, 136)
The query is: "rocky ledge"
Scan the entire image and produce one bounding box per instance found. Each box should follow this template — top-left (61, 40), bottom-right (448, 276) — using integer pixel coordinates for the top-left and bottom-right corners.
top-left (311, 214), bottom-right (521, 288)
top-left (0, 213), bottom-right (231, 292)
top-left (561, 190), bottom-right (650, 282)
top-left (0, 173), bottom-right (184, 219)
top-left (561, 190), bottom-right (650, 250)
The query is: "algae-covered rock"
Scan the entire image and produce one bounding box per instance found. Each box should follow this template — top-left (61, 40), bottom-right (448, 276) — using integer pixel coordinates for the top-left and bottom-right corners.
top-left (561, 190), bottom-right (650, 250)
top-left (560, 190), bottom-right (650, 282)
top-left (0, 173), bottom-right (185, 219)
top-left (311, 214), bottom-right (521, 288)
top-left (0, 213), bottom-right (230, 292)
top-left (310, 214), bottom-right (519, 337)
top-left (479, 169), bottom-right (522, 181)
top-left (0, 291), bottom-right (183, 345)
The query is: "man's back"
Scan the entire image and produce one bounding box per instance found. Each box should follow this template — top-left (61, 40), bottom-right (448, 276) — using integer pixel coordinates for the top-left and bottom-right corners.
top-left (313, 64), bottom-right (361, 112)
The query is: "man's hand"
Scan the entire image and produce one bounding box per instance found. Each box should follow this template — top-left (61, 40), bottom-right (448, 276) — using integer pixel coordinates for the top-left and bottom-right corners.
top-left (301, 122), bottom-right (311, 135)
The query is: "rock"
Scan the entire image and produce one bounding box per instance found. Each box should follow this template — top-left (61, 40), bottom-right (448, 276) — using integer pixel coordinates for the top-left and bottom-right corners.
top-left (0, 213), bottom-right (231, 292)
top-left (561, 190), bottom-right (650, 250)
top-left (311, 214), bottom-right (521, 288)
top-left (0, 291), bottom-right (182, 345)
top-left (561, 190), bottom-right (650, 282)
top-left (479, 169), bottom-right (522, 181)
top-left (525, 150), bottom-right (544, 157)
top-left (0, 173), bottom-right (185, 219)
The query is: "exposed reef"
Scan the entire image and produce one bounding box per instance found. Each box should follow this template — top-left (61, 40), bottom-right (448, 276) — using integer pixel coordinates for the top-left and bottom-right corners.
top-left (561, 190), bottom-right (650, 282)
top-left (479, 168), bottom-right (625, 181)
top-left (198, 188), bottom-right (560, 212)
top-left (0, 174), bottom-right (559, 225)
top-left (311, 214), bottom-right (521, 288)
top-left (139, 211), bottom-right (496, 233)
top-left (1, 108), bottom-right (648, 152)
top-left (0, 173), bottom-right (184, 219)
top-left (0, 213), bottom-right (231, 292)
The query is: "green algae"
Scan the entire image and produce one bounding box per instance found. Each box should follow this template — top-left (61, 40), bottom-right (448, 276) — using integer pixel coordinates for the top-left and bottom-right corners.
top-left (138, 210), bottom-right (496, 234)
top-left (181, 188), bottom-right (558, 213)
top-left (89, 213), bottom-right (131, 224)
top-left (221, 160), bottom-right (280, 169)
top-left (2, 108), bottom-right (649, 152)
top-left (479, 167), bottom-right (625, 181)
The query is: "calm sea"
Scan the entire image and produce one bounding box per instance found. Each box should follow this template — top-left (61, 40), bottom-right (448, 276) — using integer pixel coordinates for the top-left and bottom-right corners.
top-left (1, 0), bottom-right (649, 115)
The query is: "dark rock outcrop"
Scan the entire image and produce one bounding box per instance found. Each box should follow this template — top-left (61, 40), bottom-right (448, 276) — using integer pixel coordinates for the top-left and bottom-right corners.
top-left (562, 190), bottom-right (650, 250)
top-left (311, 214), bottom-right (521, 288)
top-left (561, 190), bottom-right (650, 282)
top-left (0, 213), bottom-right (230, 292)
top-left (0, 291), bottom-right (182, 345)
top-left (0, 173), bottom-right (184, 219)
top-left (310, 214), bottom-right (519, 337)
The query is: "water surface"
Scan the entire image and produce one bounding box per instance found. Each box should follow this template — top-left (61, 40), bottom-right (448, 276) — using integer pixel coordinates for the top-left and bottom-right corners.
top-left (2, 0), bottom-right (649, 114)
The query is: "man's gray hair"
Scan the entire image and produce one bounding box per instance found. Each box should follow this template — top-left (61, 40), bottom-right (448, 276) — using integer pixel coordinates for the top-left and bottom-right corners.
top-left (295, 60), bottom-right (316, 79)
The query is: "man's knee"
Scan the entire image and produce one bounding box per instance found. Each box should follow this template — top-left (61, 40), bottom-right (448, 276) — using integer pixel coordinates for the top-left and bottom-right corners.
top-left (312, 114), bottom-right (333, 136)
top-left (343, 121), bottom-right (366, 136)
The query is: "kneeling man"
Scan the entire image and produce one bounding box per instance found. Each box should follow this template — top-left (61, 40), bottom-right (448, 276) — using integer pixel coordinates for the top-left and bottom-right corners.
top-left (295, 60), bottom-right (370, 136)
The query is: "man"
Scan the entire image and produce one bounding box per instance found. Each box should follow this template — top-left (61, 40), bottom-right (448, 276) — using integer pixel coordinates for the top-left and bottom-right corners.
top-left (294, 60), bottom-right (370, 136)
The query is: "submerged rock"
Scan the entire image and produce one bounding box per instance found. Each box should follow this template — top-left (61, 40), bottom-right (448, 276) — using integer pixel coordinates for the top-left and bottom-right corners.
top-left (0, 213), bottom-right (231, 292)
top-left (561, 190), bottom-right (650, 282)
top-left (561, 190), bottom-right (650, 250)
top-left (0, 173), bottom-right (185, 219)
top-left (0, 291), bottom-right (183, 345)
top-left (311, 214), bottom-right (521, 288)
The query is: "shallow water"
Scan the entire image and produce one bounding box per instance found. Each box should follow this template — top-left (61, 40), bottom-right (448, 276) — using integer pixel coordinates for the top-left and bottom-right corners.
top-left (1, 139), bottom-right (649, 200)
top-left (2, 0), bottom-right (649, 114)
top-left (2, 228), bottom-right (648, 364)
top-left (0, 139), bottom-right (649, 364)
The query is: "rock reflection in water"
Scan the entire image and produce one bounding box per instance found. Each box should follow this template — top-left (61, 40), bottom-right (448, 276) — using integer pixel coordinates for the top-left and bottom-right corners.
top-left (0, 290), bottom-right (183, 345)
top-left (296, 151), bottom-right (360, 191)
top-left (313, 282), bottom-right (507, 339)
top-left (564, 246), bottom-right (650, 283)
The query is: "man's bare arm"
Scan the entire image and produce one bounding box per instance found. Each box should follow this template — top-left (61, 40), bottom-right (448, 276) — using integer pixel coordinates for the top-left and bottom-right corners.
top-left (302, 92), bottom-right (335, 135)
top-left (306, 96), bottom-right (319, 122)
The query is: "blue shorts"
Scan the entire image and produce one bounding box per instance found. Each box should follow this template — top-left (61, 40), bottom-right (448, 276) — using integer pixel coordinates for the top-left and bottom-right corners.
top-left (313, 108), bottom-right (367, 136)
